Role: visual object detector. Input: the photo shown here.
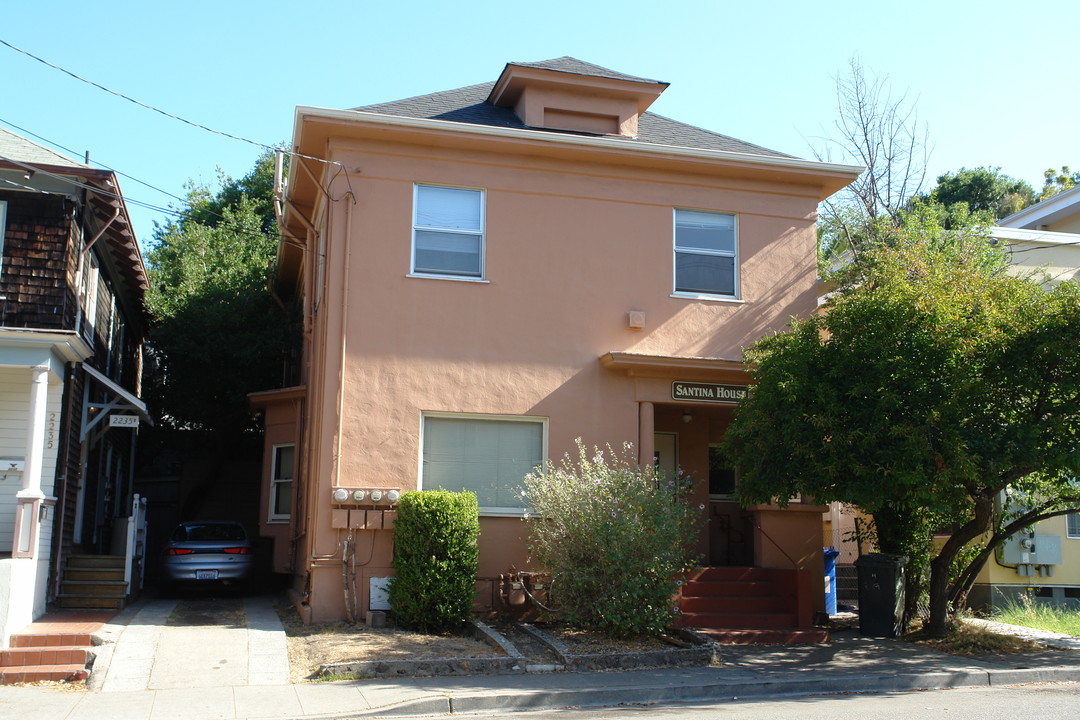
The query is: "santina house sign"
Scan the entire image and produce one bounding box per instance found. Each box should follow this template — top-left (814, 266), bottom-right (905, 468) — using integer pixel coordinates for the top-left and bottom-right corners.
top-left (671, 381), bottom-right (748, 404)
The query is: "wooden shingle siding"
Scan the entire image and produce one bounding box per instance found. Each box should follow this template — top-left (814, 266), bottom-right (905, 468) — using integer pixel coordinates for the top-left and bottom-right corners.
top-left (0, 190), bottom-right (75, 332)
top-left (52, 365), bottom-right (84, 564)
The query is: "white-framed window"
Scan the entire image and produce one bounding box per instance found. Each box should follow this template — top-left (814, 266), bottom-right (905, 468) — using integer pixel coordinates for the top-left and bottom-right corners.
top-left (82, 249), bottom-right (101, 332)
top-left (0, 200), bottom-right (7, 275)
top-left (268, 444), bottom-right (294, 522)
top-left (412, 184), bottom-right (485, 279)
top-left (673, 208), bottom-right (738, 298)
top-left (1068, 514), bottom-right (1080, 539)
top-left (420, 413), bottom-right (545, 515)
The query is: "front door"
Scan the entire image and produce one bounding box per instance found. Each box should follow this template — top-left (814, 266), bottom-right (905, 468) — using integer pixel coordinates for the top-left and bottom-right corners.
top-left (708, 442), bottom-right (752, 565)
top-left (653, 432), bottom-right (678, 479)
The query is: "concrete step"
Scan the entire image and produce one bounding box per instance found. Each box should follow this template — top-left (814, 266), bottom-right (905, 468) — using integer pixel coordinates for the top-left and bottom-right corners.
top-left (59, 580), bottom-right (128, 597)
top-left (679, 594), bottom-right (790, 613)
top-left (54, 594), bottom-right (125, 610)
top-left (0, 663), bottom-right (90, 684)
top-left (63, 568), bottom-right (125, 582)
top-left (0, 645), bottom-right (93, 667)
top-left (679, 610), bottom-right (797, 628)
top-left (9, 631), bottom-right (95, 648)
top-left (689, 566), bottom-right (776, 583)
top-left (680, 580), bottom-right (780, 597)
top-left (65, 555), bottom-right (125, 570)
top-left (696, 627), bottom-right (830, 644)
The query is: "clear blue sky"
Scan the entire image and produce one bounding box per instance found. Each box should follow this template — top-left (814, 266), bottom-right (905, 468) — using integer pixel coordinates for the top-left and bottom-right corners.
top-left (3, 0), bottom-right (1078, 245)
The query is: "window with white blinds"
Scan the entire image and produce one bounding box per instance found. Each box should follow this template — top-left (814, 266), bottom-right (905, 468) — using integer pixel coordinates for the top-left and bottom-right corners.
top-left (421, 415), bottom-right (544, 512)
top-left (412, 185), bottom-right (484, 278)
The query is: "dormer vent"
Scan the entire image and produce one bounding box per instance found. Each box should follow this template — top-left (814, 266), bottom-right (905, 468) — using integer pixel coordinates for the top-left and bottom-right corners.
top-left (487, 57), bottom-right (668, 138)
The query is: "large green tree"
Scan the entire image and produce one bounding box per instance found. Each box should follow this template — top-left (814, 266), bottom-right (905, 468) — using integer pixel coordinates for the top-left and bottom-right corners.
top-left (725, 208), bottom-right (1080, 637)
top-left (144, 151), bottom-right (299, 439)
top-left (924, 166), bottom-right (1035, 221)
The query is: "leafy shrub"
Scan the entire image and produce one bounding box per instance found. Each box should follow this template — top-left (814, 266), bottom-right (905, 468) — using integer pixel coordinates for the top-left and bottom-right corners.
top-left (388, 490), bottom-right (480, 633)
top-left (524, 441), bottom-right (701, 637)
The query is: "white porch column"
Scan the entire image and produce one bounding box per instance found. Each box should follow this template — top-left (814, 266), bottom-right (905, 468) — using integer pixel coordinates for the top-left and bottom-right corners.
top-left (12, 365), bottom-right (49, 557)
top-left (638, 401), bottom-right (655, 467)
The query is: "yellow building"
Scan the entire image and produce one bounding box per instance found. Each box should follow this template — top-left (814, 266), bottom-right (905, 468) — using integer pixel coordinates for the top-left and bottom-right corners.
top-left (971, 186), bottom-right (1080, 609)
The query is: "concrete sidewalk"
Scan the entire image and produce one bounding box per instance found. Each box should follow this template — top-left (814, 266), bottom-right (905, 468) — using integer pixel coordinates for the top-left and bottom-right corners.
top-left (2, 596), bottom-right (1079, 720)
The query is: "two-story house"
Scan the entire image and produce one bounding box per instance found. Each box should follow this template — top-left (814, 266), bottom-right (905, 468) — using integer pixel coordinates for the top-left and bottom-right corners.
top-left (255, 58), bottom-right (860, 637)
top-left (0, 127), bottom-right (150, 651)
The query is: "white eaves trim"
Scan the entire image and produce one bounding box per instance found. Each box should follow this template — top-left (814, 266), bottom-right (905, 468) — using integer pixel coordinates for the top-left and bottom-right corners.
top-left (292, 106), bottom-right (865, 179)
top-left (992, 226), bottom-right (1080, 246)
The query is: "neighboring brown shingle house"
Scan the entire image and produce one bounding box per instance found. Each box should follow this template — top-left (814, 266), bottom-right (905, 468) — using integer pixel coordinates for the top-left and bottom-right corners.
top-left (0, 126), bottom-right (150, 647)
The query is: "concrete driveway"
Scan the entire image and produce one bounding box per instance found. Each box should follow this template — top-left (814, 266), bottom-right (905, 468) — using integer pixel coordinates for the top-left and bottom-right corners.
top-left (92, 593), bottom-right (290, 692)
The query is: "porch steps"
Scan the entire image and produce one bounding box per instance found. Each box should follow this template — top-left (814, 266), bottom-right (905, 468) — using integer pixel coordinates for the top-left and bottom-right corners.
top-left (0, 610), bottom-right (113, 684)
top-left (55, 555), bottom-right (128, 610)
top-left (678, 566), bottom-right (828, 644)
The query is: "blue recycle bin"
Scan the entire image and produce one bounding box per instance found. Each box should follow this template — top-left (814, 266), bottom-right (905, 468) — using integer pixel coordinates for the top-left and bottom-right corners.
top-left (824, 547), bottom-right (840, 616)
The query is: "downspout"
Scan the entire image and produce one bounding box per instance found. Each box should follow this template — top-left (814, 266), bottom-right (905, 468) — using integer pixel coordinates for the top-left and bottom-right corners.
top-left (336, 193), bottom-right (355, 616)
top-left (310, 195), bottom-right (349, 562)
top-left (334, 193), bottom-right (354, 487)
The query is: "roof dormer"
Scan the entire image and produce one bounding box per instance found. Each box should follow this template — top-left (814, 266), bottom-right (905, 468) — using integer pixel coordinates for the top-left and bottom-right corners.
top-left (486, 57), bottom-right (668, 138)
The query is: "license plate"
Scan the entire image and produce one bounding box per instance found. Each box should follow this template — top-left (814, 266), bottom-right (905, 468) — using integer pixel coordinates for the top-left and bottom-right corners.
top-left (196, 570), bottom-right (218, 580)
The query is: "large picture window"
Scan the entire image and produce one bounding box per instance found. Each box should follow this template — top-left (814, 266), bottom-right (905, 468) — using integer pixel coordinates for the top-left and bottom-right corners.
top-left (674, 208), bottom-right (737, 298)
top-left (269, 444), bottom-right (294, 522)
top-left (421, 414), bottom-right (545, 513)
top-left (412, 185), bottom-right (485, 279)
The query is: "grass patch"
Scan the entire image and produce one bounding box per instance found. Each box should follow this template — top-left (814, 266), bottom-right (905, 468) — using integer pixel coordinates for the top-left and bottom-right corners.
top-left (907, 618), bottom-right (1044, 655)
top-left (994, 598), bottom-right (1080, 635)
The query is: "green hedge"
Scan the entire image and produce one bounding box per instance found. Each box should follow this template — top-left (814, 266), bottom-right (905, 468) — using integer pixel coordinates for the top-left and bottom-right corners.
top-left (388, 490), bottom-right (480, 632)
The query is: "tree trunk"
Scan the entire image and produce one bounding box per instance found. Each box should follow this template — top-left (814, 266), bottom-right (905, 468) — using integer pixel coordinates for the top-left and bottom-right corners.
top-left (926, 551), bottom-right (953, 637)
top-left (926, 494), bottom-right (994, 637)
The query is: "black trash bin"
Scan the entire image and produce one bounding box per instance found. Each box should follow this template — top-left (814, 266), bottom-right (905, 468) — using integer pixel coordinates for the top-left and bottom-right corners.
top-left (854, 553), bottom-right (907, 637)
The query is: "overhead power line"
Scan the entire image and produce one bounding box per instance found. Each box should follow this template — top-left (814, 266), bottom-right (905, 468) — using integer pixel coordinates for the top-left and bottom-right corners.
top-left (0, 116), bottom-right (191, 207)
top-left (0, 154), bottom-right (288, 253)
top-left (0, 37), bottom-right (345, 172)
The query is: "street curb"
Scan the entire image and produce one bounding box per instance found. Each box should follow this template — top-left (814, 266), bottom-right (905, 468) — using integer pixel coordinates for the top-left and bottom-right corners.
top-left (325, 666), bottom-right (1080, 717)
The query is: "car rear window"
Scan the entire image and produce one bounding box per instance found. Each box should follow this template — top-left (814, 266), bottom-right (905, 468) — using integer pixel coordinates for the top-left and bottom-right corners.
top-left (172, 523), bottom-right (247, 542)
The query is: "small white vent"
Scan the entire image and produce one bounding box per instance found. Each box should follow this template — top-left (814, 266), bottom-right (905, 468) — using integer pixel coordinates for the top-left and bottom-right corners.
top-left (369, 577), bottom-right (392, 611)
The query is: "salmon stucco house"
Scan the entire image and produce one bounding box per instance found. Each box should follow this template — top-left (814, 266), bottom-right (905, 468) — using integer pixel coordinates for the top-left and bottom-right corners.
top-left (252, 58), bottom-right (861, 636)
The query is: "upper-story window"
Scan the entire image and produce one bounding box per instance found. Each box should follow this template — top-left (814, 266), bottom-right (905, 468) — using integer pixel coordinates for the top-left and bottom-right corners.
top-left (0, 201), bottom-right (7, 276)
top-left (673, 209), bottom-right (738, 299)
top-left (0, 199), bottom-right (7, 269)
top-left (1068, 513), bottom-right (1080, 539)
top-left (412, 185), bottom-right (485, 279)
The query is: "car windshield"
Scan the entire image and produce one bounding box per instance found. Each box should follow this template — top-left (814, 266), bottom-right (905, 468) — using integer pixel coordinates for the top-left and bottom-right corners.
top-left (172, 523), bottom-right (247, 542)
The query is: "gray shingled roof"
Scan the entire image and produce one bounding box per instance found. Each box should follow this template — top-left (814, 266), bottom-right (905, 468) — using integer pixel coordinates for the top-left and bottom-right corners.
top-left (506, 56), bottom-right (666, 86)
top-left (0, 125), bottom-right (92, 170)
top-left (352, 79), bottom-right (792, 158)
